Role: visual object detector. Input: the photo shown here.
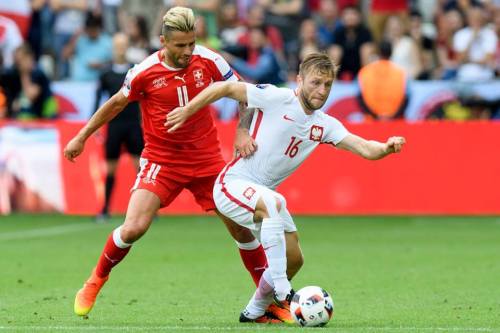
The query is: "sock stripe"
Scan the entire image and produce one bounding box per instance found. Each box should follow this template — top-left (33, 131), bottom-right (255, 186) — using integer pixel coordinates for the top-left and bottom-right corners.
top-left (112, 226), bottom-right (131, 249)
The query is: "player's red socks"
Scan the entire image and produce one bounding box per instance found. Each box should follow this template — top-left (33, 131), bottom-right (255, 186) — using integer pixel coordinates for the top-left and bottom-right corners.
top-left (95, 227), bottom-right (132, 278)
top-left (237, 240), bottom-right (268, 286)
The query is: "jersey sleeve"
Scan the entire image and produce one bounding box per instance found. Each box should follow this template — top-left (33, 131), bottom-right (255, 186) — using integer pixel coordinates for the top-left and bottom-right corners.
top-left (121, 65), bottom-right (143, 101)
top-left (322, 114), bottom-right (350, 145)
top-left (196, 45), bottom-right (239, 82)
top-left (245, 83), bottom-right (291, 111)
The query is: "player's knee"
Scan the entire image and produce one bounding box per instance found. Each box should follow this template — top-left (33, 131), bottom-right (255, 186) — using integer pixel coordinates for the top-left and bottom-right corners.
top-left (121, 218), bottom-right (150, 243)
top-left (255, 191), bottom-right (286, 220)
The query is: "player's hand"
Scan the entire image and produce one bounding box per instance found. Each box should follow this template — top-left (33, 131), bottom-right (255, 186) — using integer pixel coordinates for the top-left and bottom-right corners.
top-left (63, 137), bottom-right (85, 162)
top-left (234, 128), bottom-right (257, 158)
top-left (164, 107), bottom-right (188, 133)
top-left (385, 136), bottom-right (406, 154)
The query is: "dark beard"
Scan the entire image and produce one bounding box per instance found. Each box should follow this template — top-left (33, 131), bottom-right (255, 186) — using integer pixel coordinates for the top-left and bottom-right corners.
top-left (300, 90), bottom-right (317, 112)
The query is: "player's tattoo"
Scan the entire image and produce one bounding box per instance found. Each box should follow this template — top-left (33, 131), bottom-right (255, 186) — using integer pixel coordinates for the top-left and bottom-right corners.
top-left (237, 102), bottom-right (255, 130)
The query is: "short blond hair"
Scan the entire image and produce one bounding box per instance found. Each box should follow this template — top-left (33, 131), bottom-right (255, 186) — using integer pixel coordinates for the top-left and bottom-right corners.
top-left (299, 53), bottom-right (339, 80)
top-left (162, 6), bottom-right (195, 36)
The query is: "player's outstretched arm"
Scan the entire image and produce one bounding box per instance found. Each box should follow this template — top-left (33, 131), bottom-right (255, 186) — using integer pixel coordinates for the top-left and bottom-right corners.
top-left (336, 134), bottom-right (406, 160)
top-left (63, 92), bottom-right (129, 162)
top-left (165, 81), bottom-right (248, 132)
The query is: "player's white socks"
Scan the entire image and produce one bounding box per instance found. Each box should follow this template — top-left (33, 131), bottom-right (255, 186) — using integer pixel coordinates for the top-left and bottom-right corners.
top-left (243, 270), bottom-right (274, 319)
top-left (260, 217), bottom-right (291, 301)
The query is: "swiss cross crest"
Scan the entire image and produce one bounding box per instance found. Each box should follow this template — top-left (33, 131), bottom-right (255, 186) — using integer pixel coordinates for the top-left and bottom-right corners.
top-left (243, 187), bottom-right (256, 200)
top-left (310, 125), bottom-right (324, 142)
top-left (152, 76), bottom-right (168, 89)
top-left (193, 69), bottom-right (204, 88)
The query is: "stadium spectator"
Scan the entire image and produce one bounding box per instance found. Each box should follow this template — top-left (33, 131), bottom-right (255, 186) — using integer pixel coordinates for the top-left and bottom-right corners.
top-left (442, 0), bottom-right (481, 18)
top-left (63, 13), bottom-right (112, 81)
top-left (435, 8), bottom-right (464, 79)
top-left (195, 15), bottom-right (221, 50)
top-left (0, 15), bottom-right (23, 68)
top-left (223, 27), bottom-right (287, 85)
top-left (357, 40), bottom-right (408, 120)
top-left (0, 44), bottom-right (57, 119)
top-left (384, 15), bottom-right (423, 79)
top-left (329, 5), bottom-right (374, 81)
top-left (453, 4), bottom-right (497, 82)
top-left (494, 7), bottom-right (500, 76)
top-left (259, 0), bottom-right (307, 70)
top-left (50, 0), bottom-right (92, 79)
top-left (368, 0), bottom-right (409, 43)
top-left (409, 10), bottom-right (436, 79)
top-left (165, 52), bottom-right (405, 323)
top-left (64, 7), bottom-right (289, 323)
top-left (218, 2), bottom-right (246, 48)
top-left (94, 33), bottom-right (143, 221)
top-left (312, 0), bottom-right (341, 49)
top-left (124, 14), bottom-right (151, 64)
top-left (237, 5), bottom-right (284, 53)
top-left (100, 0), bottom-right (123, 35)
top-left (297, 19), bottom-right (321, 67)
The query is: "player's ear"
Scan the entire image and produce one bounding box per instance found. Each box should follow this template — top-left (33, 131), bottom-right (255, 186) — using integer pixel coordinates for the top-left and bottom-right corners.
top-left (160, 34), bottom-right (166, 45)
top-left (296, 74), bottom-right (303, 86)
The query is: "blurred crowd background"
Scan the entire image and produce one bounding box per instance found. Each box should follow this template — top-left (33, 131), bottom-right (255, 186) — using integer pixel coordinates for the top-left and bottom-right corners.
top-left (1, 0), bottom-right (500, 122)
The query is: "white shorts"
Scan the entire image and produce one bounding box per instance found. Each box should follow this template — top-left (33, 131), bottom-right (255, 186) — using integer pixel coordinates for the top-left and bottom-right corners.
top-left (213, 178), bottom-right (297, 232)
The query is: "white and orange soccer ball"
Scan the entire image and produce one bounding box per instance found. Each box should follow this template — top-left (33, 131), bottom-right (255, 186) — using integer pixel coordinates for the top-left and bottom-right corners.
top-left (290, 286), bottom-right (334, 327)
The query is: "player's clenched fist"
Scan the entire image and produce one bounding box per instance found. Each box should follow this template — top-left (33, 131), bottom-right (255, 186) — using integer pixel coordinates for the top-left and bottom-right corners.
top-left (385, 136), bottom-right (406, 154)
top-left (63, 137), bottom-right (85, 162)
top-left (164, 107), bottom-right (188, 133)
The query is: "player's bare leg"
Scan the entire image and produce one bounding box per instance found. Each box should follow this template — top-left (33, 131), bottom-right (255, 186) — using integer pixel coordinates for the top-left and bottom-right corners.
top-left (74, 189), bottom-right (160, 316)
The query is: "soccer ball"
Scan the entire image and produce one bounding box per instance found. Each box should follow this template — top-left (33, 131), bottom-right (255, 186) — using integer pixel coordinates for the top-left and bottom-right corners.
top-left (290, 286), bottom-right (334, 327)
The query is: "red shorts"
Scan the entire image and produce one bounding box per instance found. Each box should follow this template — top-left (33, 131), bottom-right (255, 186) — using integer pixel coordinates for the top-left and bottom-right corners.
top-left (132, 158), bottom-right (226, 210)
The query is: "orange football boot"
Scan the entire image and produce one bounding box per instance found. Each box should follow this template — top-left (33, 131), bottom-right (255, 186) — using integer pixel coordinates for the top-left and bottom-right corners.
top-left (74, 269), bottom-right (109, 316)
top-left (239, 311), bottom-right (283, 324)
top-left (267, 302), bottom-right (294, 324)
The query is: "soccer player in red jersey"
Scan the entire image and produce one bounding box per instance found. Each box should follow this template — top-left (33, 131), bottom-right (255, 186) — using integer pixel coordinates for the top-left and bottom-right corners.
top-left (63, 7), bottom-right (287, 322)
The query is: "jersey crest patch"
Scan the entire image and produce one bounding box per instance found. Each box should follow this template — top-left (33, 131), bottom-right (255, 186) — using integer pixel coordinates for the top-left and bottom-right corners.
top-left (243, 187), bottom-right (256, 200)
top-left (193, 69), bottom-right (204, 88)
top-left (152, 76), bottom-right (168, 89)
top-left (310, 125), bottom-right (324, 142)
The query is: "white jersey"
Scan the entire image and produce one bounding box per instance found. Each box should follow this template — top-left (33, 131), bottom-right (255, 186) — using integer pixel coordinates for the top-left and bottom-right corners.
top-left (219, 83), bottom-right (350, 189)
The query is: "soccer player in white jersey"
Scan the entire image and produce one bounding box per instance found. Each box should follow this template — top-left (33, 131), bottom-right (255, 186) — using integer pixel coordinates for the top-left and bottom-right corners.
top-left (165, 53), bottom-right (406, 323)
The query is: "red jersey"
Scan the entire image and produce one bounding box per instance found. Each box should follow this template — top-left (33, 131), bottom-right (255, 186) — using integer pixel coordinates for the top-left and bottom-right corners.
top-left (121, 45), bottom-right (238, 174)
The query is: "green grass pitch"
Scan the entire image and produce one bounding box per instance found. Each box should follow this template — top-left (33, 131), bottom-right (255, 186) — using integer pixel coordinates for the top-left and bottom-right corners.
top-left (1, 214), bottom-right (499, 332)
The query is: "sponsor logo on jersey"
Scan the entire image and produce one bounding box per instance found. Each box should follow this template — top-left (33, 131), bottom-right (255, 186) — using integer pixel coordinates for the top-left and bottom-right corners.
top-left (243, 187), bottom-right (256, 200)
top-left (255, 84), bottom-right (269, 89)
top-left (174, 74), bottom-right (186, 83)
top-left (310, 125), bottom-right (324, 142)
top-left (193, 69), bottom-right (204, 88)
top-left (283, 114), bottom-right (295, 122)
top-left (152, 76), bottom-right (168, 89)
